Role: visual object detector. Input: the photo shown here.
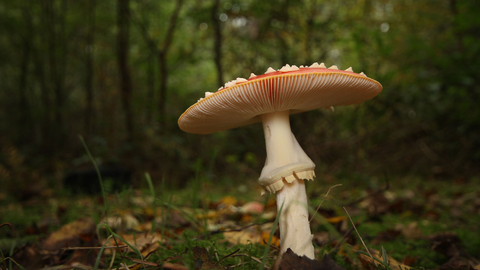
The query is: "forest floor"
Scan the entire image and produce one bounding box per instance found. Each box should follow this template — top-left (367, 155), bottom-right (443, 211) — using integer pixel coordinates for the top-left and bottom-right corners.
top-left (1, 174), bottom-right (479, 270)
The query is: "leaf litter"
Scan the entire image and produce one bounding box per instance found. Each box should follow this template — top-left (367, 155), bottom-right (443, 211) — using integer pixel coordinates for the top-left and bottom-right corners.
top-left (1, 178), bottom-right (480, 269)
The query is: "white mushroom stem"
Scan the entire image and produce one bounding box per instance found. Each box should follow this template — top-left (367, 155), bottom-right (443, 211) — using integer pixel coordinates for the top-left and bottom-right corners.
top-left (259, 111), bottom-right (315, 193)
top-left (277, 179), bottom-right (315, 258)
top-left (259, 110), bottom-right (315, 258)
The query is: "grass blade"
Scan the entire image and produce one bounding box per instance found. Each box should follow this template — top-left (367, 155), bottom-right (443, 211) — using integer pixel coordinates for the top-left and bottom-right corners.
top-left (145, 172), bottom-right (157, 234)
top-left (258, 201), bottom-right (284, 270)
top-left (79, 135), bottom-right (108, 214)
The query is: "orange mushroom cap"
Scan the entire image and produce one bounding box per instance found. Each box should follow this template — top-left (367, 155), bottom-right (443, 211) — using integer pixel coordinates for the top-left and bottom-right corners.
top-left (178, 64), bottom-right (382, 134)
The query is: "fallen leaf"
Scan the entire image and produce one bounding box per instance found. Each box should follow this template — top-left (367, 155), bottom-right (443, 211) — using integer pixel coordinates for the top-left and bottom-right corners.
top-left (429, 232), bottom-right (462, 257)
top-left (103, 232), bottom-right (163, 256)
top-left (42, 217), bottom-right (96, 251)
top-left (429, 232), bottom-right (480, 269)
top-left (394, 221), bottom-right (422, 239)
top-left (222, 223), bottom-right (279, 247)
top-left (41, 217), bottom-right (97, 265)
top-left (371, 229), bottom-right (402, 244)
top-left (401, 255), bottom-right (418, 266)
top-left (436, 256), bottom-right (476, 270)
top-left (355, 247), bottom-right (412, 270)
top-left (101, 212), bottom-right (140, 231)
top-left (219, 196), bottom-right (238, 208)
top-left (192, 247), bottom-right (224, 269)
top-left (11, 245), bottom-right (43, 270)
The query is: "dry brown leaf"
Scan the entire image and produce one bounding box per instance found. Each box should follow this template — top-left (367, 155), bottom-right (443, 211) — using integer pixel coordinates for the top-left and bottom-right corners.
top-left (355, 247), bottom-right (412, 270)
top-left (11, 245), bottom-right (44, 270)
top-left (394, 221), bottom-right (422, 239)
top-left (103, 232), bottom-right (163, 256)
top-left (222, 223), bottom-right (279, 247)
top-left (429, 232), bottom-right (480, 269)
top-left (41, 217), bottom-right (98, 266)
top-left (101, 212), bottom-right (140, 231)
top-left (192, 247), bottom-right (224, 270)
top-left (42, 217), bottom-right (96, 251)
top-left (219, 195), bottom-right (238, 207)
top-left (196, 208), bottom-right (231, 220)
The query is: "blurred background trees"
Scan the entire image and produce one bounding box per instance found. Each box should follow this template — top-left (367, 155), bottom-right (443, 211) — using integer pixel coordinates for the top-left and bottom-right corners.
top-left (0, 0), bottom-right (478, 195)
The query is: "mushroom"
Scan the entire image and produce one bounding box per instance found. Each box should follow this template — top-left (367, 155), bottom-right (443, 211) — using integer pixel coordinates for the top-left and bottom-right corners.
top-left (178, 63), bottom-right (382, 259)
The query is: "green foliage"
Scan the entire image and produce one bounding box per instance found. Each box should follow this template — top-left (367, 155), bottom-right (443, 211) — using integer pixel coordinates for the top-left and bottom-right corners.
top-left (0, 0), bottom-right (478, 193)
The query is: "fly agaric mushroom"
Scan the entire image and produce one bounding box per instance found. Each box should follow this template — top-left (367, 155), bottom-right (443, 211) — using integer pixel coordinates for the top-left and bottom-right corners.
top-left (178, 63), bottom-right (382, 259)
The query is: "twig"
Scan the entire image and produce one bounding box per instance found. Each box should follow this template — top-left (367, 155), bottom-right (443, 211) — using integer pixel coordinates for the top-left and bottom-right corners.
top-left (309, 184), bottom-right (342, 222)
top-left (261, 239), bottom-right (279, 251)
top-left (108, 248), bottom-right (116, 269)
top-left (213, 249), bottom-right (240, 267)
top-left (62, 245), bottom-right (128, 250)
top-left (161, 262), bottom-right (190, 270)
top-left (197, 221), bottom-right (271, 239)
top-left (343, 207), bottom-right (375, 266)
top-left (120, 262), bottom-right (130, 270)
top-left (120, 256), bottom-right (158, 266)
top-left (230, 253), bottom-right (264, 264)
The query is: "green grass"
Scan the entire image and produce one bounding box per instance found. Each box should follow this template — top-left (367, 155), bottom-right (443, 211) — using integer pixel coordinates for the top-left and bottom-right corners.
top-left (1, 172), bottom-right (479, 269)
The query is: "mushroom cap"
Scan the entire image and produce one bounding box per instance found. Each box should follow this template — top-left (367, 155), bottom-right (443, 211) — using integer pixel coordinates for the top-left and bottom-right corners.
top-left (178, 65), bottom-right (382, 134)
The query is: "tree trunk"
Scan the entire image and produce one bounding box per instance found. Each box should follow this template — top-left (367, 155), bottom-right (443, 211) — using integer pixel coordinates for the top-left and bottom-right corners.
top-left (146, 53), bottom-right (155, 124)
top-left (18, 8), bottom-right (33, 144)
top-left (157, 0), bottom-right (183, 130)
top-left (303, 0), bottom-right (318, 65)
top-left (278, 0), bottom-right (291, 65)
top-left (134, 0), bottom-right (183, 130)
top-left (85, 0), bottom-right (96, 135)
top-left (212, 0), bottom-right (223, 87)
top-left (34, 1), bottom-right (54, 152)
top-left (55, 0), bottom-right (67, 144)
top-left (41, 0), bottom-right (68, 151)
top-left (117, 0), bottom-right (134, 142)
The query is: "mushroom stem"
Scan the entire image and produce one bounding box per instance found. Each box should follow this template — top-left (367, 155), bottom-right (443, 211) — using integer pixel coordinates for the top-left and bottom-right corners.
top-left (259, 110), bottom-right (315, 193)
top-left (259, 110), bottom-right (315, 258)
top-left (276, 179), bottom-right (315, 259)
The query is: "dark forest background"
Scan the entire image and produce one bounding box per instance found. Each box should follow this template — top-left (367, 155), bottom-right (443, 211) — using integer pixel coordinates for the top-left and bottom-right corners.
top-left (1, 0), bottom-right (479, 197)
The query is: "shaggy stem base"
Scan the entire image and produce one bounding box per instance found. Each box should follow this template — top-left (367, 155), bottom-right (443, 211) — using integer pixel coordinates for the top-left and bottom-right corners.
top-left (276, 179), bottom-right (315, 259)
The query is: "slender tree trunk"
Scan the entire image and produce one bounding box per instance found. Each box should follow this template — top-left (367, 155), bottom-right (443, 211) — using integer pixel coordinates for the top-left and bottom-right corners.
top-left (146, 53), bottom-right (155, 124)
top-left (211, 0), bottom-right (223, 87)
top-left (303, 0), bottom-right (318, 65)
top-left (33, 48), bottom-right (52, 151)
top-left (18, 8), bottom-right (33, 144)
top-left (157, 50), bottom-right (167, 130)
top-left (134, 0), bottom-right (183, 130)
top-left (55, 0), bottom-right (67, 140)
top-left (117, 0), bottom-right (134, 142)
top-left (85, 0), bottom-right (96, 135)
top-left (449, 0), bottom-right (464, 52)
top-left (157, 0), bottom-right (183, 130)
top-left (35, 1), bottom-right (54, 152)
top-left (43, 0), bottom-right (68, 150)
top-left (283, 0), bottom-right (292, 64)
